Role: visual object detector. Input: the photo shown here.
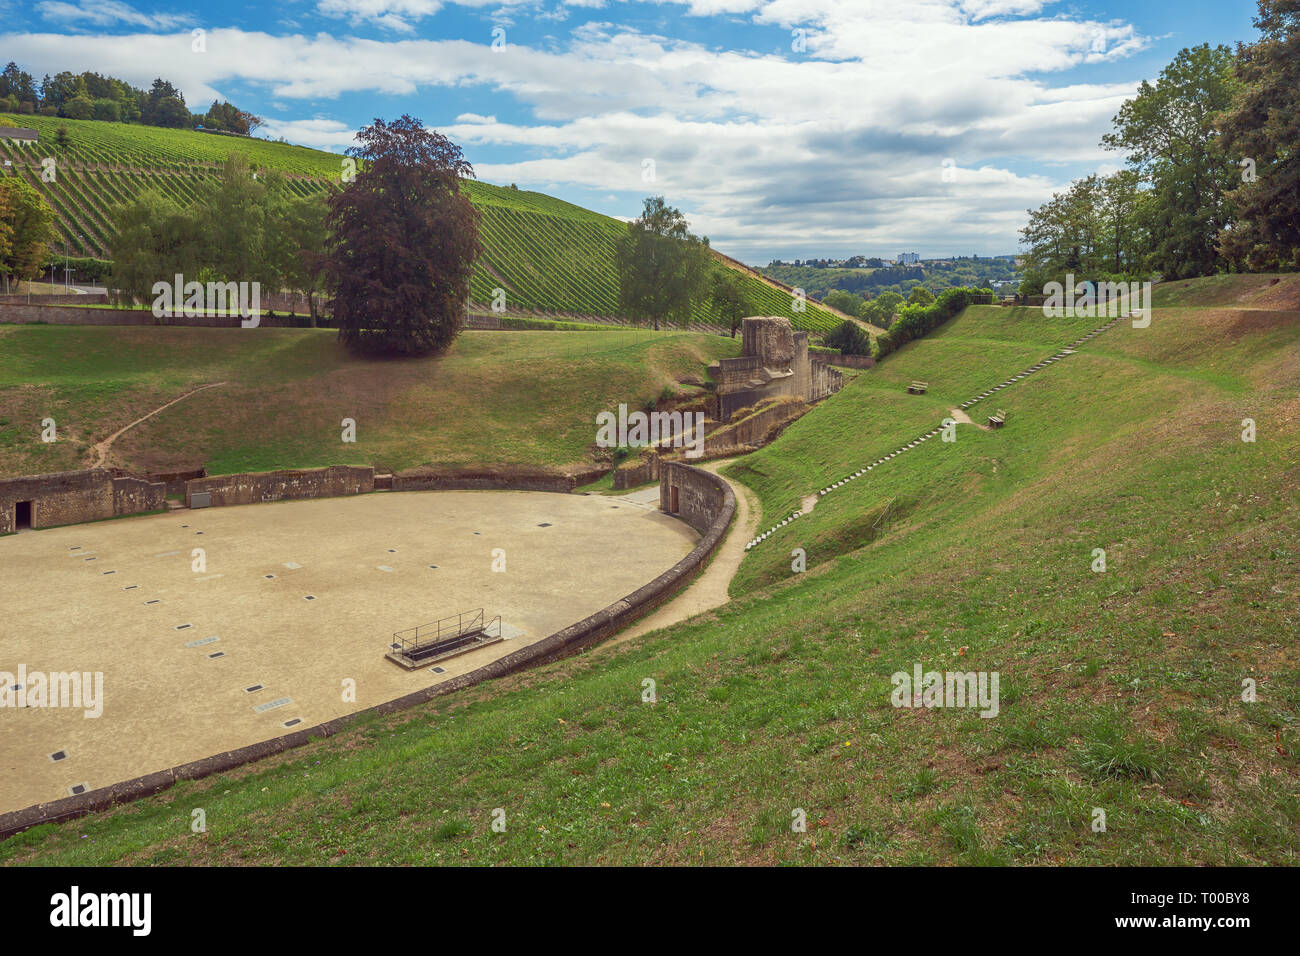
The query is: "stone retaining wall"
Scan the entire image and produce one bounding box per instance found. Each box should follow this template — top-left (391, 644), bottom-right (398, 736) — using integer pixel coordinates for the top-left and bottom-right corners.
top-left (185, 466), bottom-right (374, 508)
top-left (393, 465), bottom-right (606, 493)
top-left (612, 453), bottom-right (659, 490)
top-left (0, 302), bottom-right (335, 327)
top-left (0, 293), bottom-right (109, 306)
top-left (829, 353), bottom-right (875, 369)
top-left (0, 469), bottom-right (166, 534)
top-left (659, 460), bottom-right (730, 536)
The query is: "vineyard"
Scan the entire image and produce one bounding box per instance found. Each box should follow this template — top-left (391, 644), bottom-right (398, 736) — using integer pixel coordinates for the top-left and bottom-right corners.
top-left (0, 113), bottom-right (840, 332)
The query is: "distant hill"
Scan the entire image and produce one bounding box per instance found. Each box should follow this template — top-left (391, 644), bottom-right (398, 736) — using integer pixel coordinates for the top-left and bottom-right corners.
top-left (0, 113), bottom-right (839, 332)
top-left (762, 258), bottom-right (1020, 302)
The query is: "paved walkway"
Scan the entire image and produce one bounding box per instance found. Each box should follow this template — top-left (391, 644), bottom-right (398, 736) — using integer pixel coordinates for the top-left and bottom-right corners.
top-left (603, 460), bottom-right (759, 646)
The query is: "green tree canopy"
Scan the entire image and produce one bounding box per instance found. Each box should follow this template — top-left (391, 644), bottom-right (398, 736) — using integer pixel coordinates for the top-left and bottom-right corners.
top-left (822, 289), bottom-right (865, 316)
top-left (107, 190), bottom-right (205, 306)
top-left (1217, 0), bottom-right (1300, 270)
top-left (615, 196), bottom-right (711, 331)
top-left (1102, 43), bottom-right (1241, 278)
top-left (709, 267), bottom-right (756, 337)
top-left (0, 177), bottom-right (56, 289)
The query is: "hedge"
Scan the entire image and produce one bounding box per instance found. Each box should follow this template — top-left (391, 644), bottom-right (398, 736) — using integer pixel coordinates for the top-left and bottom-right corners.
top-left (873, 286), bottom-right (992, 361)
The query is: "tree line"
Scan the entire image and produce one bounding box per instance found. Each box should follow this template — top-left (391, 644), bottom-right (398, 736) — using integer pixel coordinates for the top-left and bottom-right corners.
top-left (0, 63), bottom-right (262, 134)
top-left (1020, 0), bottom-right (1298, 290)
top-left (111, 155), bottom-right (327, 321)
top-left (111, 115), bottom-right (481, 354)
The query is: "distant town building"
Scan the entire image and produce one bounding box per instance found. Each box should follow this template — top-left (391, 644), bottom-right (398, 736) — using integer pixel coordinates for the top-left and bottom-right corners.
top-left (897, 252), bottom-right (920, 264)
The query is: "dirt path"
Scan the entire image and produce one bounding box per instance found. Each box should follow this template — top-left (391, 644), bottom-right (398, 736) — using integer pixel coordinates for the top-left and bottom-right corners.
top-left (949, 407), bottom-right (991, 430)
top-left (950, 407), bottom-right (973, 424)
top-left (89, 382), bottom-right (227, 469)
top-left (602, 460), bottom-right (759, 647)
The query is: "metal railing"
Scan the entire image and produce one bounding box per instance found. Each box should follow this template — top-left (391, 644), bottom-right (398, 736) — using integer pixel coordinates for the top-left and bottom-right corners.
top-left (391, 609), bottom-right (502, 662)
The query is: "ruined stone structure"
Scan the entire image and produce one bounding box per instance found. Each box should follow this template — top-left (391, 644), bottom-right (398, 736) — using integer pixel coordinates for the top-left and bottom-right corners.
top-left (708, 316), bottom-right (843, 420)
top-left (0, 469), bottom-right (166, 534)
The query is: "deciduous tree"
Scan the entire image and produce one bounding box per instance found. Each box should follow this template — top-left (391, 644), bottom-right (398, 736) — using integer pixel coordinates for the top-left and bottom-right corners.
top-left (1217, 0), bottom-right (1300, 270)
top-left (322, 115), bottom-right (481, 356)
top-left (615, 196), bottom-right (711, 331)
top-left (0, 177), bottom-right (56, 291)
top-left (709, 268), bottom-right (756, 337)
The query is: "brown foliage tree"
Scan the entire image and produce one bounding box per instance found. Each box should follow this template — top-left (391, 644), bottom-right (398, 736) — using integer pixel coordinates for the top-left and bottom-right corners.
top-left (323, 115), bottom-right (481, 356)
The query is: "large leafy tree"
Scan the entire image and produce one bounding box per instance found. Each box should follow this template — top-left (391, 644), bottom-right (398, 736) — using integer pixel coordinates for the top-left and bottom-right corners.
top-left (108, 156), bottom-right (330, 311)
top-left (0, 177), bottom-right (56, 291)
top-left (200, 154), bottom-right (273, 287)
top-left (322, 115), bottom-right (481, 356)
top-left (861, 290), bottom-right (903, 327)
top-left (615, 196), bottom-right (711, 331)
top-left (1217, 0), bottom-right (1300, 271)
top-left (1102, 43), bottom-right (1241, 279)
top-left (709, 268), bottom-right (756, 337)
top-left (821, 288), bottom-right (865, 317)
top-left (107, 191), bottom-right (205, 306)
top-left (1018, 173), bottom-right (1147, 291)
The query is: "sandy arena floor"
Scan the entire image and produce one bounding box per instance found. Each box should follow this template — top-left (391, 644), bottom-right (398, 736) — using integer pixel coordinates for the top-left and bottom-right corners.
top-left (0, 488), bottom-right (697, 814)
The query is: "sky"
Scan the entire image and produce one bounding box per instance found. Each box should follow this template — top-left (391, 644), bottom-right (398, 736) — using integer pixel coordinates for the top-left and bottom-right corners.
top-left (1, 0), bottom-right (1264, 264)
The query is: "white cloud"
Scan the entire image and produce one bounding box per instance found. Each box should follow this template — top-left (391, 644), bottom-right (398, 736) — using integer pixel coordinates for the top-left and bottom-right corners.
top-left (3, 0), bottom-right (1155, 259)
top-left (258, 117), bottom-right (361, 151)
top-left (36, 0), bottom-right (193, 29)
top-left (314, 0), bottom-right (443, 33)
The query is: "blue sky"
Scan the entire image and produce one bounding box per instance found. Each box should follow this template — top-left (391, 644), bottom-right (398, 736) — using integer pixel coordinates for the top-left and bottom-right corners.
top-left (2, 0), bottom-right (1262, 264)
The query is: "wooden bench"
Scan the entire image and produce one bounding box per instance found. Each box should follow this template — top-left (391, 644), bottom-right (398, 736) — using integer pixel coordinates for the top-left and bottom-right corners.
top-left (988, 409), bottom-right (1007, 428)
top-left (907, 381), bottom-right (928, 394)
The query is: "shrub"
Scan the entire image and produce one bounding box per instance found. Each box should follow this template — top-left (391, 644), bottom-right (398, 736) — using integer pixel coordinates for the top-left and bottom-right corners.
top-left (823, 318), bottom-right (871, 355)
top-left (874, 286), bottom-right (978, 360)
top-left (40, 256), bottom-right (113, 283)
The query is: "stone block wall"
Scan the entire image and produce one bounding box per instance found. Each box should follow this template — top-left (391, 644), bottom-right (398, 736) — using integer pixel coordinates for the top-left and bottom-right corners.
top-left (0, 293), bottom-right (109, 306)
top-left (393, 465), bottom-right (578, 493)
top-left (708, 317), bottom-right (843, 420)
top-left (705, 398), bottom-right (808, 453)
top-left (611, 453), bottom-right (660, 490)
top-left (111, 475), bottom-right (168, 517)
top-left (0, 469), bottom-right (165, 534)
top-left (829, 353), bottom-right (875, 369)
top-left (0, 303), bottom-right (330, 328)
top-left (659, 460), bottom-right (730, 536)
top-left (185, 466), bottom-right (374, 508)
top-left (743, 316), bottom-right (795, 367)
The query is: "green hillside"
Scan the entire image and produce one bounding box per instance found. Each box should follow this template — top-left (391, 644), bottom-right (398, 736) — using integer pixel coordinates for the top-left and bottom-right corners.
top-left (0, 113), bottom-right (839, 332)
top-left (4, 275), bottom-right (1295, 865)
top-left (0, 325), bottom-right (739, 478)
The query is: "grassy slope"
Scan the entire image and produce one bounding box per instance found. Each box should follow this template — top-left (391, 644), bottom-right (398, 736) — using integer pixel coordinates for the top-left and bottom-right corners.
top-left (0, 326), bottom-right (739, 477)
top-left (3, 275), bottom-right (1295, 866)
top-left (0, 113), bottom-right (840, 331)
